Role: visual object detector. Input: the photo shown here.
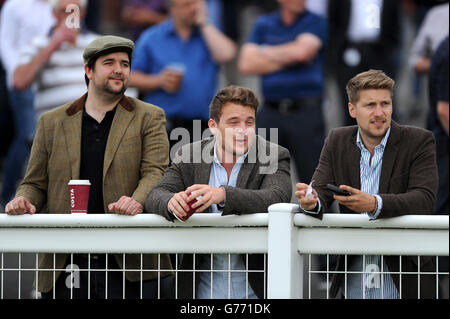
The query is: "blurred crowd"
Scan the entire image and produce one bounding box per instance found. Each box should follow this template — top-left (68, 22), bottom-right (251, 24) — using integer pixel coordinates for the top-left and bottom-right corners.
top-left (0, 0), bottom-right (448, 213)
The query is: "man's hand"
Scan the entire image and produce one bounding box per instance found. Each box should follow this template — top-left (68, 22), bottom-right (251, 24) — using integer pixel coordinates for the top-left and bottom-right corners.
top-left (295, 183), bottom-right (318, 211)
top-left (185, 184), bottom-right (225, 213)
top-left (333, 185), bottom-right (377, 213)
top-left (108, 196), bottom-right (143, 216)
top-left (158, 68), bottom-right (182, 93)
top-left (194, 0), bottom-right (208, 27)
top-left (5, 196), bottom-right (36, 215)
top-left (49, 24), bottom-right (78, 50)
top-left (168, 191), bottom-right (191, 221)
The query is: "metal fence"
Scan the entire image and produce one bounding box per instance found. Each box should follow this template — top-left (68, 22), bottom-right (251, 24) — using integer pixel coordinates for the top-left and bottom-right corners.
top-left (0, 204), bottom-right (448, 299)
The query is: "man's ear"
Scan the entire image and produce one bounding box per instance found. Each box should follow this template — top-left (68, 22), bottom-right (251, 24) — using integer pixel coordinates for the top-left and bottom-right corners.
top-left (348, 102), bottom-right (357, 119)
top-left (84, 63), bottom-right (93, 81)
top-left (208, 119), bottom-right (218, 134)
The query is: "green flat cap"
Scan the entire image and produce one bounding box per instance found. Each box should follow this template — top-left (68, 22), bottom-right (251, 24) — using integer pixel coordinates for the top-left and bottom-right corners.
top-left (83, 35), bottom-right (134, 63)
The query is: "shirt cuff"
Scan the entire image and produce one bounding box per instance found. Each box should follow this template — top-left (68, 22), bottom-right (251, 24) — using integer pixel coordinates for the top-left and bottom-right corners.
top-left (217, 185), bottom-right (226, 211)
top-left (300, 198), bottom-right (321, 214)
top-left (367, 195), bottom-right (383, 220)
top-left (168, 202), bottom-right (184, 222)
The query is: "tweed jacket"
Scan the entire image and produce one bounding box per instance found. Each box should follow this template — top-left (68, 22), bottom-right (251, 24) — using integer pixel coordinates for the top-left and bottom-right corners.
top-left (309, 121), bottom-right (439, 298)
top-left (16, 93), bottom-right (172, 293)
top-left (145, 135), bottom-right (292, 298)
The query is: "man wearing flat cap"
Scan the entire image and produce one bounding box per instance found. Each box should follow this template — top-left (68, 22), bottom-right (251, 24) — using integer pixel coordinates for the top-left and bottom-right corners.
top-left (5, 35), bottom-right (173, 299)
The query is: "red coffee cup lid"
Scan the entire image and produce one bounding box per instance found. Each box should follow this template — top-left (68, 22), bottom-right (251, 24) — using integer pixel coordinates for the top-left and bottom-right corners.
top-left (68, 180), bottom-right (91, 185)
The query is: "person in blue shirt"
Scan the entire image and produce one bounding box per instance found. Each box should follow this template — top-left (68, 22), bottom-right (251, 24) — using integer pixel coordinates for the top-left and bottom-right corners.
top-left (238, 0), bottom-right (327, 187)
top-left (130, 0), bottom-right (236, 153)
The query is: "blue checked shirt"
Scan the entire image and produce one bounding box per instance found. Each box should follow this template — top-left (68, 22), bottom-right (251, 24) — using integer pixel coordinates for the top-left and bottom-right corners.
top-left (196, 144), bottom-right (258, 299)
top-left (343, 126), bottom-right (399, 299)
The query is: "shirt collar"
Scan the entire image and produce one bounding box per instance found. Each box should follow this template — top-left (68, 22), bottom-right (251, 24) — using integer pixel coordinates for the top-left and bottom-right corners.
top-left (82, 106), bottom-right (117, 122)
top-left (165, 19), bottom-right (177, 35)
top-left (356, 125), bottom-right (391, 151)
top-left (165, 18), bottom-right (201, 37)
top-left (213, 142), bottom-right (248, 166)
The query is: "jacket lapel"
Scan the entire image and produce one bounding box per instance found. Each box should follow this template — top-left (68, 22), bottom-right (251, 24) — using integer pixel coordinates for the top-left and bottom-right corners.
top-left (103, 103), bottom-right (135, 179)
top-left (379, 122), bottom-right (401, 193)
top-left (197, 138), bottom-right (214, 184)
top-left (62, 110), bottom-right (83, 179)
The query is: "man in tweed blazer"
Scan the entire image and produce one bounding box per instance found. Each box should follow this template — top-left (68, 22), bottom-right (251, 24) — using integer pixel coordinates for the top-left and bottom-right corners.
top-left (146, 85), bottom-right (292, 298)
top-left (5, 36), bottom-right (172, 298)
top-left (296, 70), bottom-right (439, 299)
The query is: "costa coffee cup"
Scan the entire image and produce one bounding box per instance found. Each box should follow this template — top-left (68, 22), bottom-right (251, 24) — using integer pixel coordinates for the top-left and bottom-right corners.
top-left (182, 192), bottom-right (202, 221)
top-left (68, 180), bottom-right (91, 213)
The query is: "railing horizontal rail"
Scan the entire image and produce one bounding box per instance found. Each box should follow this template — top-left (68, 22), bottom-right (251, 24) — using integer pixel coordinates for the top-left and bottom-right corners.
top-left (0, 213), bottom-right (269, 228)
top-left (0, 228), bottom-right (268, 254)
top-left (0, 214), bottom-right (268, 254)
top-left (269, 203), bottom-right (449, 229)
top-left (296, 227), bottom-right (448, 255)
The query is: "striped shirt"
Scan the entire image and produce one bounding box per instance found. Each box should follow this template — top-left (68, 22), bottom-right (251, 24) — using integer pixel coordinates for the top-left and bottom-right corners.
top-left (343, 126), bottom-right (399, 299)
top-left (18, 29), bottom-right (99, 117)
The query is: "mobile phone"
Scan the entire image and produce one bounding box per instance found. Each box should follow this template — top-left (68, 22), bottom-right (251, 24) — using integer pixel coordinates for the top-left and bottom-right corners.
top-left (326, 184), bottom-right (351, 196)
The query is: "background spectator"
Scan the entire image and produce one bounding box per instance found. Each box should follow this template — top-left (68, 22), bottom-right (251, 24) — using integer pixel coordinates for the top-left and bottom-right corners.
top-left (129, 0), bottom-right (236, 154)
top-left (0, 0), bottom-right (14, 180)
top-left (13, 0), bottom-right (99, 118)
top-left (0, 0), bottom-right (55, 207)
top-left (427, 35), bottom-right (449, 299)
top-left (409, 2), bottom-right (449, 75)
top-left (327, 0), bottom-right (402, 126)
top-left (238, 0), bottom-right (327, 186)
top-left (121, 0), bottom-right (168, 41)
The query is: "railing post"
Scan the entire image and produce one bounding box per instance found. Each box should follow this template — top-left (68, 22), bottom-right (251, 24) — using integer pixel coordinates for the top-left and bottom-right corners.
top-left (267, 203), bottom-right (302, 299)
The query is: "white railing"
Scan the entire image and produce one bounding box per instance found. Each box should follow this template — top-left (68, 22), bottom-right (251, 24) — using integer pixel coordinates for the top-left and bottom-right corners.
top-left (267, 204), bottom-right (449, 299)
top-left (0, 204), bottom-right (448, 299)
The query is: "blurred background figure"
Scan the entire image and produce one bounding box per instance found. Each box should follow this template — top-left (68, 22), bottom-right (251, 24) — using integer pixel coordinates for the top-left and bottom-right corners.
top-left (121, 0), bottom-right (168, 41)
top-left (428, 36), bottom-right (449, 214)
top-left (409, 2), bottom-right (449, 75)
top-left (0, 0), bottom-right (14, 185)
top-left (427, 35), bottom-right (449, 298)
top-left (327, 0), bottom-right (402, 126)
top-left (407, 1), bottom-right (449, 120)
top-left (0, 0), bottom-right (55, 207)
top-left (13, 0), bottom-right (99, 118)
top-left (129, 0), bottom-right (236, 153)
top-left (238, 0), bottom-right (327, 186)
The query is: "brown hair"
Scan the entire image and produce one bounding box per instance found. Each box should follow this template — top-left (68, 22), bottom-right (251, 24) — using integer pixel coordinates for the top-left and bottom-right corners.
top-left (346, 69), bottom-right (395, 104)
top-left (210, 85), bottom-right (259, 122)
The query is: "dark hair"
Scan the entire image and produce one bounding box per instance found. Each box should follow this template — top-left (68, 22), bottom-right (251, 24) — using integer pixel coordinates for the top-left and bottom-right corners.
top-left (209, 85), bottom-right (259, 122)
top-left (346, 69), bottom-right (395, 104)
top-left (84, 47), bottom-right (133, 86)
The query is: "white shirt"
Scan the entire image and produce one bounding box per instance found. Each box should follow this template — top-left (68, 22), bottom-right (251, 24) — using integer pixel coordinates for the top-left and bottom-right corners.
top-left (347, 0), bottom-right (383, 43)
top-left (0, 0), bottom-right (55, 88)
top-left (409, 3), bottom-right (449, 67)
top-left (18, 30), bottom-right (99, 116)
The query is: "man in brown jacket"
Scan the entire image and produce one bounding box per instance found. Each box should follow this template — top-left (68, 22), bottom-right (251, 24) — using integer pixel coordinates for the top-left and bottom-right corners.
top-left (146, 85), bottom-right (292, 298)
top-left (296, 70), bottom-right (439, 299)
top-left (5, 35), bottom-right (172, 299)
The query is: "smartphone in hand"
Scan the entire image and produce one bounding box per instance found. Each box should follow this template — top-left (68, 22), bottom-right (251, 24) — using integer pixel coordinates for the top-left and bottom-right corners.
top-left (326, 184), bottom-right (351, 196)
